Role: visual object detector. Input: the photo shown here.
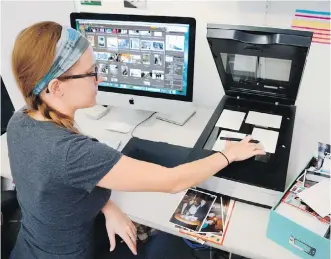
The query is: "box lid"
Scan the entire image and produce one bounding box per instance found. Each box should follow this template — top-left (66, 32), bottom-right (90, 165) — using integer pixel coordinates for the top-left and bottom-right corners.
top-left (207, 24), bottom-right (313, 105)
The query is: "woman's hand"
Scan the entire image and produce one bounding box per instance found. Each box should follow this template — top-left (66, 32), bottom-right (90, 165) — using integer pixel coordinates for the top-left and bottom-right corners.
top-left (222, 136), bottom-right (266, 163)
top-left (102, 200), bottom-right (137, 255)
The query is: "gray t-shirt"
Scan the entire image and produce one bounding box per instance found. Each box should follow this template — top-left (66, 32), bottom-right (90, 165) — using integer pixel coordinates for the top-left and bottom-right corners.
top-left (7, 109), bottom-right (122, 259)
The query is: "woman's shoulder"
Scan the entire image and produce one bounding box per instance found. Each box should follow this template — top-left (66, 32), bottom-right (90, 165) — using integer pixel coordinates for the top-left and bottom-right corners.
top-left (6, 107), bottom-right (90, 146)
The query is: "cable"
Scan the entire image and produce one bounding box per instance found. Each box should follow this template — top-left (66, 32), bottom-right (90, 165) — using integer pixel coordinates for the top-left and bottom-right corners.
top-left (130, 112), bottom-right (157, 138)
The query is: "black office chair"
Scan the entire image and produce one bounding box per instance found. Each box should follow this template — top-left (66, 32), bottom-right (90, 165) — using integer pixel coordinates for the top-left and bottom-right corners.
top-left (1, 76), bottom-right (15, 136)
top-left (1, 186), bottom-right (21, 259)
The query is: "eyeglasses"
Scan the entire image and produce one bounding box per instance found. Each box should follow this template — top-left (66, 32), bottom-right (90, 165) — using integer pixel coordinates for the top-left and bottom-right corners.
top-left (58, 66), bottom-right (98, 81)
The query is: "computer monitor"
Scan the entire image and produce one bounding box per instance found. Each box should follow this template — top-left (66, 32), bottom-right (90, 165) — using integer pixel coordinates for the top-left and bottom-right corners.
top-left (70, 13), bottom-right (196, 119)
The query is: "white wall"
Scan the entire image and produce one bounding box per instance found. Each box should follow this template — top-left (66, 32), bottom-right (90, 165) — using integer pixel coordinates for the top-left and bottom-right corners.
top-left (1, 0), bottom-right (76, 111)
top-left (264, 1), bottom-right (331, 185)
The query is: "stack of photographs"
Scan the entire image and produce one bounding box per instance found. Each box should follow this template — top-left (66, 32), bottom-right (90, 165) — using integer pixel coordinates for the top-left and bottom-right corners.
top-left (169, 188), bottom-right (235, 245)
top-left (281, 143), bottom-right (331, 226)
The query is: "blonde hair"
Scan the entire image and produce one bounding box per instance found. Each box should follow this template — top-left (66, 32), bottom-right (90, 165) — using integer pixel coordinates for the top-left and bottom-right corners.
top-left (12, 21), bottom-right (79, 133)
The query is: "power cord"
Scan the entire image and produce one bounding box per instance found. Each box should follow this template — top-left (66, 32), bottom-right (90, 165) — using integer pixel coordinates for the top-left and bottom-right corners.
top-left (130, 112), bottom-right (157, 138)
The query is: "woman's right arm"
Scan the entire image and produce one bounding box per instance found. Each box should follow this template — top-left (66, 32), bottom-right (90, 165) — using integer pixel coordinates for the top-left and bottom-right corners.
top-left (97, 136), bottom-right (265, 193)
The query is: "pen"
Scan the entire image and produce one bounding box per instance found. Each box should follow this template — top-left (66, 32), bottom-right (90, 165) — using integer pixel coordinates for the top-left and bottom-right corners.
top-left (219, 137), bottom-right (260, 143)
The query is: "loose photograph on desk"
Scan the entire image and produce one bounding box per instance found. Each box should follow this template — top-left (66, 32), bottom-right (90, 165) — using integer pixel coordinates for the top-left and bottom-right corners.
top-left (169, 188), bottom-right (216, 231)
top-left (175, 195), bottom-right (235, 245)
top-left (199, 196), bottom-right (234, 234)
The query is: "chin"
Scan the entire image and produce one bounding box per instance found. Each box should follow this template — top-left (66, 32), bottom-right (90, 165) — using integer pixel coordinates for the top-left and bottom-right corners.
top-left (88, 98), bottom-right (97, 107)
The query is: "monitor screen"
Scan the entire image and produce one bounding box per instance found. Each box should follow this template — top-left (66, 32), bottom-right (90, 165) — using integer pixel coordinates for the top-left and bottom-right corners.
top-left (72, 14), bottom-right (195, 101)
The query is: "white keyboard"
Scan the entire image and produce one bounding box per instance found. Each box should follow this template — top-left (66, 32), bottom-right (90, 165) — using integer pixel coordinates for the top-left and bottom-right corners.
top-left (105, 121), bottom-right (133, 134)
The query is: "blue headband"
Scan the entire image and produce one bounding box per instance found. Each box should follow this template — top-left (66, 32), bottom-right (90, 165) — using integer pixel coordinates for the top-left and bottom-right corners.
top-left (32, 26), bottom-right (89, 95)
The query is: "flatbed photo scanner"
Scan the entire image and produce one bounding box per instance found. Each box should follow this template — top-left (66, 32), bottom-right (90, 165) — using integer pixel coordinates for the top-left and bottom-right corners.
top-left (187, 24), bottom-right (313, 208)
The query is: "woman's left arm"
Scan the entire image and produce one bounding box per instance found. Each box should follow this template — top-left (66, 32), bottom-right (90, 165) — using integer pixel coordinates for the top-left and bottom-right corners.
top-left (101, 200), bottom-right (137, 255)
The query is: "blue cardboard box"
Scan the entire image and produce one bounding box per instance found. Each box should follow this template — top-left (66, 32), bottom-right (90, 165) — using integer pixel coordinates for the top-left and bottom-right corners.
top-left (266, 160), bottom-right (330, 259)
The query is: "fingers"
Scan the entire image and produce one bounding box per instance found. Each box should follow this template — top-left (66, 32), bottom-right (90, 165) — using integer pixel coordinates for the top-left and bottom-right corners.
top-left (253, 149), bottom-right (266, 156)
top-left (129, 222), bottom-right (137, 240)
top-left (121, 232), bottom-right (137, 255)
top-left (108, 230), bottom-right (116, 252)
top-left (124, 216), bottom-right (137, 240)
top-left (249, 143), bottom-right (264, 151)
top-left (242, 135), bottom-right (253, 143)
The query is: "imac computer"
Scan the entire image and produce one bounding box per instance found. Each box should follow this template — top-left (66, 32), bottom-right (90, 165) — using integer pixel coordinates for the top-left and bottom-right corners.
top-left (70, 12), bottom-right (196, 126)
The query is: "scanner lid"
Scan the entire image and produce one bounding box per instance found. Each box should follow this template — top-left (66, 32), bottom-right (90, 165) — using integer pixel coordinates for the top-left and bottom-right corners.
top-left (207, 24), bottom-right (313, 105)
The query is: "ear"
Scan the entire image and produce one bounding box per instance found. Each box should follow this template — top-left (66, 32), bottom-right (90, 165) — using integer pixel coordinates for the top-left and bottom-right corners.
top-left (47, 79), bottom-right (64, 97)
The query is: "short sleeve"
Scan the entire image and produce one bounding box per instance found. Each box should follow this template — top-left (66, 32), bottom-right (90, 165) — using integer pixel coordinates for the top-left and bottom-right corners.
top-left (65, 135), bottom-right (122, 192)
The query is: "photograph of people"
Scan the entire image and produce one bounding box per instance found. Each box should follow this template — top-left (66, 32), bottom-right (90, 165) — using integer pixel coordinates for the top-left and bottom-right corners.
top-left (141, 40), bottom-right (153, 50)
top-left (316, 142), bottom-right (330, 171)
top-left (98, 63), bottom-right (109, 74)
top-left (7, 21), bottom-right (265, 259)
top-left (141, 71), bottom-right (152, 79)
top-left (153, 41), bottom-right (164, 51)
top-left (98, 36), bottom-right (105, 47)
top-left (154, 54), bottom-right (162, 66)
top-left (170, 189), bottom-right (216, 231)
top-left (108, 53), bottom-right (119, 62)
top-left (118, 39), bottom-right (129, 49)
top-left (121, 66), bottom-right (128, 76)
top-left (152, 70), bottom-right (164, 80)
top-left (200, 199), bottom-right (224, 234)
top-left (143, 54), bottom-right (150, 65)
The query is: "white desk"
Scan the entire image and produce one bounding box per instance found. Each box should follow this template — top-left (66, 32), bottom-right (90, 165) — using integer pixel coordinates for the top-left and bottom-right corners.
top-left (1, 107), bottom-right (298, 259)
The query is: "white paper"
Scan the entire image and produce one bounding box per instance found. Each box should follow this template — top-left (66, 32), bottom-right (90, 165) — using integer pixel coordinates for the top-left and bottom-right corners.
top-left (246, 111), bottom-right (282, 129)
top-left (215, 109), bottom-right (246, 131)
top-left (233, 54), bottom-right (257, 73)
top-left (212, 131), bottom-right (247, 152)
top-left (252, 128), bottom-right (279, 153)
top-left (276, 202), bottom-right (329, 236)
top-left (298, 179), bottom-right (331, 217)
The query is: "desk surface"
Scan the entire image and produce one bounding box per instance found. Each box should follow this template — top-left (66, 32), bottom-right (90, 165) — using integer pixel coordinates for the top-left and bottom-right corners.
top-left (0, 106), bottom-right (299, 259)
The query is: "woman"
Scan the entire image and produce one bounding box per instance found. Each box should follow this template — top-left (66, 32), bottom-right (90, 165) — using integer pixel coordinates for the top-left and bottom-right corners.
top-left (7, 21), bottom-right (265, 259)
